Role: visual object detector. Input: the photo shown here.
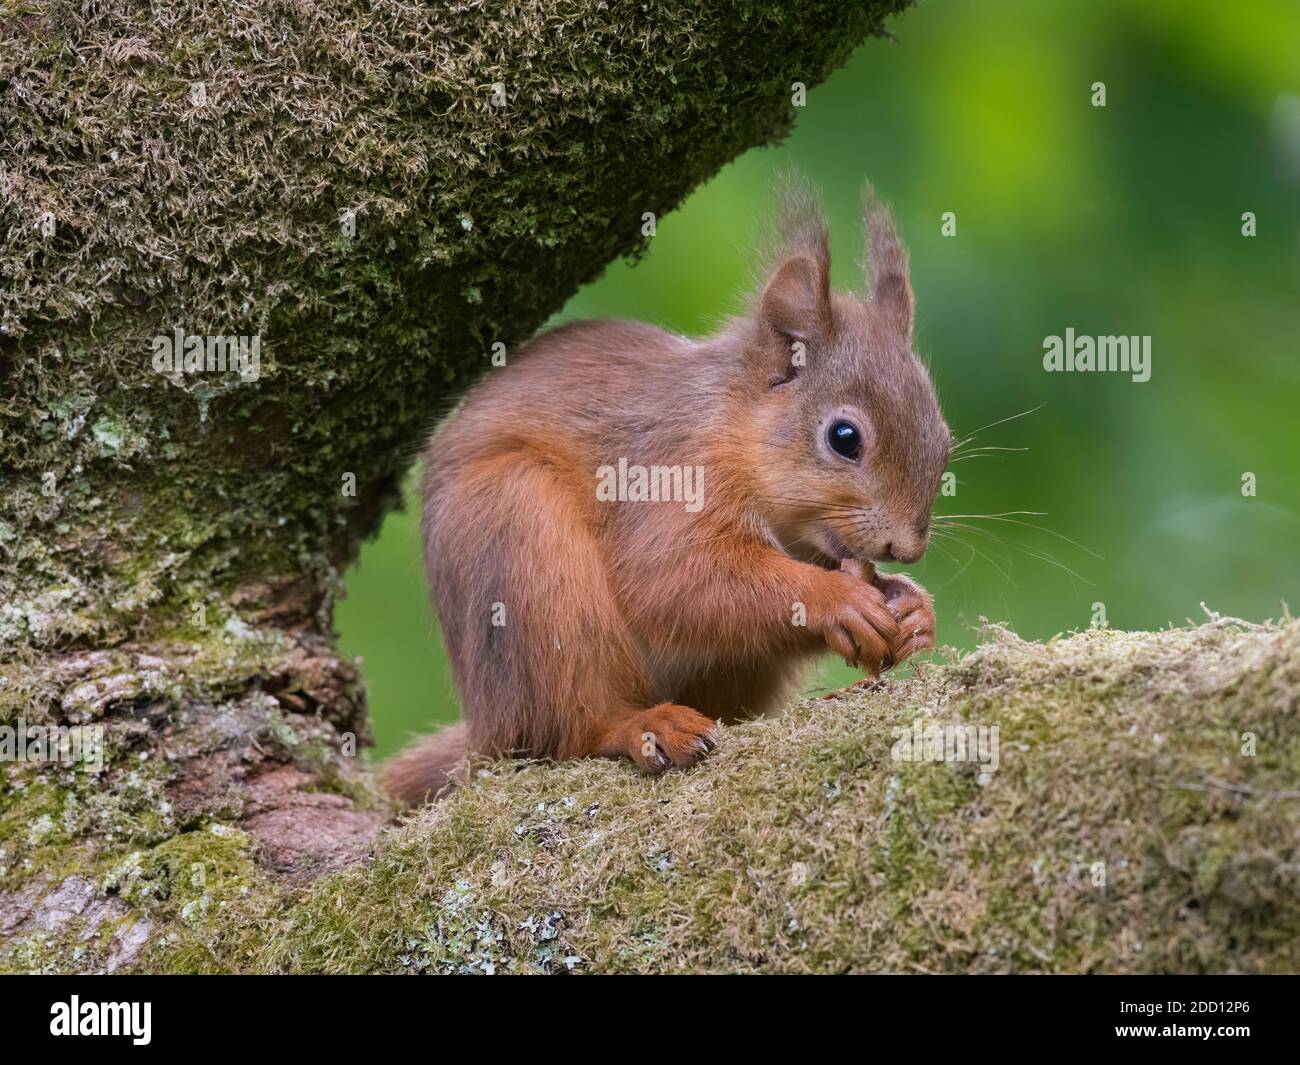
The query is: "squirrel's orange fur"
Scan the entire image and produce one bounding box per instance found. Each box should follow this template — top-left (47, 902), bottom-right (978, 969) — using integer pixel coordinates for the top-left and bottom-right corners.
top-left (382, 184), bottom-right (949, 806)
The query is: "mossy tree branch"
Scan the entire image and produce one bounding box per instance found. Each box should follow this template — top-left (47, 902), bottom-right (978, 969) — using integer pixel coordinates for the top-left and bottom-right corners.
top-left (18, 619), bottom-right (1299, 975)
top-left (185, 620), bottom-right (1300, 974)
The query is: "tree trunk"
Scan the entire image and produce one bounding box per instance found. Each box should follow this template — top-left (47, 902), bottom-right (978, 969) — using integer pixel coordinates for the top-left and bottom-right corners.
top-left (0, 0), bottom-right (911, 971)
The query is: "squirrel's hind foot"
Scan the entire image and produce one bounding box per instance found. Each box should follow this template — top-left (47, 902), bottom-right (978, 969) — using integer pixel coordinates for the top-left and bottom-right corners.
top-left (598, 703), bottom-right (721, 775)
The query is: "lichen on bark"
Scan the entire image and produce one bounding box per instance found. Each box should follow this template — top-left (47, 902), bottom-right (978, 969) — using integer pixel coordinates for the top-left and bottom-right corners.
top-left (0, 0), bottom-right (912, 972)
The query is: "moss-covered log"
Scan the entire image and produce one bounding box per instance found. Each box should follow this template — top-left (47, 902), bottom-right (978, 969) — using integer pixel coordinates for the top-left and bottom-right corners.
top-left (10, 619), bottom-right (1298, 974)
top-left (0, 1), bottom-right (913, 971)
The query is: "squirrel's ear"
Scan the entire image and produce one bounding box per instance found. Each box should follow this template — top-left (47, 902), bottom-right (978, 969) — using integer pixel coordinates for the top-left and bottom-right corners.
top-left (760, 251), bottom-right (830, 346)
top-left (864, 186), bottom-right (914, 336)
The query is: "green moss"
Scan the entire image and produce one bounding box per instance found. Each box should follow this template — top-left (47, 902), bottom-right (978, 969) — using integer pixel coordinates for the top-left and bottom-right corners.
top-left (124, 826), bottom-right (279, 974)
top-left (0, 726), bottom-right (176, 894)
top-left (0, 780), bottom-right (74, 881)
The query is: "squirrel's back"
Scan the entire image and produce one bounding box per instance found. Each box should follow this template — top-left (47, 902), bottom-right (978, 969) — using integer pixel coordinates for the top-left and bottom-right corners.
top-left (423, 318), bottom-right (722, 498)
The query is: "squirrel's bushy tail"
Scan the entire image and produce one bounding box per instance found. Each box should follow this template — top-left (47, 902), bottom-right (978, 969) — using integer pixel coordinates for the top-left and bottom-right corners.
top-left (380, 722), bottom-right (469, 807)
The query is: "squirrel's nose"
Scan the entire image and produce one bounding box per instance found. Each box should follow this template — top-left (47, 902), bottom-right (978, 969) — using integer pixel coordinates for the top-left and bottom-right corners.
top-left (886, 538), bottom-right (925, 564)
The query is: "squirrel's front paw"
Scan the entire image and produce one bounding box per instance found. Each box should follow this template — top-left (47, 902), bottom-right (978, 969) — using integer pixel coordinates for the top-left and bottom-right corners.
top-left (805, 570), bottom-right (899, 674)
top-left (872, 572), bottom-right (936, 666)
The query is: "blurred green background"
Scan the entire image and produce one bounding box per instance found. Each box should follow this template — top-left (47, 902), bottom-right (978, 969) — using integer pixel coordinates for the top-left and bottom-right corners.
top-left (340, 0), bottom-right (1300, 758)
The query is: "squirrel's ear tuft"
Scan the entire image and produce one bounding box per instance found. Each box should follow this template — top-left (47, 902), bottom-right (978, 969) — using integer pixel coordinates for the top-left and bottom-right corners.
top-left (863, 184), bottom-right (914, 336)
top-left (751, 174), bottom-right (831, 384)
top-left (759, 174), bottom-right (832, 341)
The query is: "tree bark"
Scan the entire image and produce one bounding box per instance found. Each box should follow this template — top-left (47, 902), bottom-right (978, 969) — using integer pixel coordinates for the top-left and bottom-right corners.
top-left (0, 0), bottom-right (911, 971)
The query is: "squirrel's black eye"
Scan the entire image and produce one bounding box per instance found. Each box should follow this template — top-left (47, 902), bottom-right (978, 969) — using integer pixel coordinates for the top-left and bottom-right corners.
top-left (827, 420), bottom-right (863, 460)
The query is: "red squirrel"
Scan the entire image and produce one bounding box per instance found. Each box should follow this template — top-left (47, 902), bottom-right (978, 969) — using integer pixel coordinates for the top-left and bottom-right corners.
top-left (382, 183), bottom-right (949, 805)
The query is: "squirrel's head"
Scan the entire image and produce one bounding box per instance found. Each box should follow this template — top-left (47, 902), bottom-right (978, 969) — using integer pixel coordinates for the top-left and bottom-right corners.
top-left (741, 181), bottom-right (949, 568)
